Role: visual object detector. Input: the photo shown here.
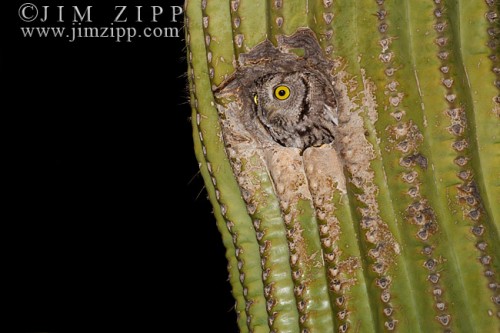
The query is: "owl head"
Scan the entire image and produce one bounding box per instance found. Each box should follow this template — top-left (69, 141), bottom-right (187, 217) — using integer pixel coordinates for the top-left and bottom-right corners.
top-left (251, 71), bottom-right (338, 150)
top-left (215, 32), bottom-right (339, 151)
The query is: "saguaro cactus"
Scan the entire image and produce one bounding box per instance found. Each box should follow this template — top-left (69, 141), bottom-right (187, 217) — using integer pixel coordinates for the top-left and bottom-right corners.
top-left (185, 0), bottom-right (499, 332)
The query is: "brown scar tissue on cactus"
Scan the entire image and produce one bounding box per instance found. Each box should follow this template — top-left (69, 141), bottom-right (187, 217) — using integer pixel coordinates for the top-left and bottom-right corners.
top-left (184, 0), bottom-right (499, 332)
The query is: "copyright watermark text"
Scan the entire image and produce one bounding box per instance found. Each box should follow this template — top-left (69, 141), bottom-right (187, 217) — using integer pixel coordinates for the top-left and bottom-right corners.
top-left (18, 3), bottom-right (183, 42)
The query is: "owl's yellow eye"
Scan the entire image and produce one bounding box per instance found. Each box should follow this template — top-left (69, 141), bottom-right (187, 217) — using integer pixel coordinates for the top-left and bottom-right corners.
top-left (253, 94), bottom-right (259, 105)
top-left (274, 85), bottom-right (290, 100)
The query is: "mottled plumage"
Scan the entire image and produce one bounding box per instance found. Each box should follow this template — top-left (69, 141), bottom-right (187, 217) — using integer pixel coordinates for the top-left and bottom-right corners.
top-left (252, 71), bottom-right (338, 150)
top-left (216, 29), bottom-right (339, 151)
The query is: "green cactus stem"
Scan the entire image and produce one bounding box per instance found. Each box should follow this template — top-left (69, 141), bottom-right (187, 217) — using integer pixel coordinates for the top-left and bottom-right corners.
top-left (185, 0), bottom-right (500, 332)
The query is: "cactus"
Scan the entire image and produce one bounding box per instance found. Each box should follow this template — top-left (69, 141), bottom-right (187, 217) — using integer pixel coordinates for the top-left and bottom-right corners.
top-left (184, 0), bottom-right (499, 332)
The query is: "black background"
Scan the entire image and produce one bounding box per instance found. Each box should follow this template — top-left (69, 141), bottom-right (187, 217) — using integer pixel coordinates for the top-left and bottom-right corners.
top-left (4, 1), bottom-right (237, 331)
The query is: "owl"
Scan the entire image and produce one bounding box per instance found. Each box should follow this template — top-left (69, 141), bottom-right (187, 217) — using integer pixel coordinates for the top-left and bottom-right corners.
top-left (216, 30), bottom-right (339, 151)
top-left (251, 71), bottom-right (338, 150)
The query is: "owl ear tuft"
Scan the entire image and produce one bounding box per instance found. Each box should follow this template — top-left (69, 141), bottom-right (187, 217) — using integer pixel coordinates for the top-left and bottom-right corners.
top-left (323, 104), bottom-right (339, 126)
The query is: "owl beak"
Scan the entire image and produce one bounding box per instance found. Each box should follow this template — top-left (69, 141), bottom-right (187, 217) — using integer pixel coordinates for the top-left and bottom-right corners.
top-left (262, 108), bottom-right (281, 121)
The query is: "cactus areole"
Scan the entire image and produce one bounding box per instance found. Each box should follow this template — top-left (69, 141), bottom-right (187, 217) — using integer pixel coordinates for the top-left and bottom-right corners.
top-left (185, 0), bottom-right (500, 332)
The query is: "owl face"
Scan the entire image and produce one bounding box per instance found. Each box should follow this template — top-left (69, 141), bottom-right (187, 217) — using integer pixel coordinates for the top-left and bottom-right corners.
top-left (251, 71), bottom-right (338, 150)
top-left (254, 72), bottom-right (306, 126)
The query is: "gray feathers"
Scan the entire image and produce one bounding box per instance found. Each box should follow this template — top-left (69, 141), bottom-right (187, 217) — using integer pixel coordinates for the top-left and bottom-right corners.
top-left (252, 71), bottom-right (338, 150)
top-left (215, 29), bottom-right (339, 152)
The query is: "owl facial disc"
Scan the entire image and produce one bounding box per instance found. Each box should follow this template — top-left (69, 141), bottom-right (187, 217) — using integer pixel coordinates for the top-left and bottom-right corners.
top-left (252, 71), bottom-right (337, 150)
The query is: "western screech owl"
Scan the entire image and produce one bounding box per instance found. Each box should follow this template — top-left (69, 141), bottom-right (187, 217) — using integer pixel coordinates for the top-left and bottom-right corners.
top-left (216, 29), bottom-right (338, 152)
top-left (252, 71), bottom-right (338, 150)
